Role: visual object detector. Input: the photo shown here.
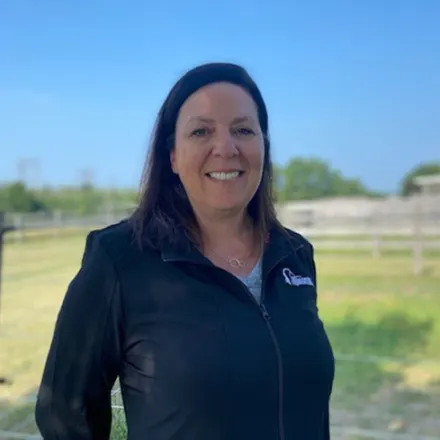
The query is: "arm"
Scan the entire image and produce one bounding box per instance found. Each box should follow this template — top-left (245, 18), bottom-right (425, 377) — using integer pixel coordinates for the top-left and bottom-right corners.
top-left (35, 232), bottom-right (123, 440)
top-left (308, 241), bottom-right (318, 290)
top-left (324, 403), bottom-right (331, 439)
top-left (310, 243), bottom-right (333, 440)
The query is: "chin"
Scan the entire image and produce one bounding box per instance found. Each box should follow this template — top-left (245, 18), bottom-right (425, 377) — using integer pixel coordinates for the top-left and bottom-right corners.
top-left (210, 201), bottom-right (248, 215)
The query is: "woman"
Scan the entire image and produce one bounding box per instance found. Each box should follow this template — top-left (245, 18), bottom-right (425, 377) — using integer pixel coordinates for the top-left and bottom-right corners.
top-left (35, 62), bottom-right (335, 440)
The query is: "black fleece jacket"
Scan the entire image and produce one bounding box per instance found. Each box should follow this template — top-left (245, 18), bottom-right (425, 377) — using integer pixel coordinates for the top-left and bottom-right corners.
top-left (35, 220), bottom-right (334, 440)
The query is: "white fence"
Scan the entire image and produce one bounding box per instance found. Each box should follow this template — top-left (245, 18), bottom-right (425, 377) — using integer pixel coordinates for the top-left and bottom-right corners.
top-left (4, 193), bottom-right (440, 238)
top-left (4, 198), bottom-right (440, 277)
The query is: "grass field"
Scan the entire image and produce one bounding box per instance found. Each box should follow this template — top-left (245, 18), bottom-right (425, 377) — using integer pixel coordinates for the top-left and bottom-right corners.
top-left (0, 232), bottom-right (440, 439)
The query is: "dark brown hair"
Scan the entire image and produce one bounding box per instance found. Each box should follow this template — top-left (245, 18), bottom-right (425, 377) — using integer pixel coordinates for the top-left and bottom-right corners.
top-left (130, 62), bottom-right (283, 252)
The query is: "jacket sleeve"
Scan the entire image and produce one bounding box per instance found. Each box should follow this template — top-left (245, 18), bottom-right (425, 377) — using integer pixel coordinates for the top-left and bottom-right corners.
top-left (324, 403), bottom-right (331, 439)
top-left (35, 232), bottom-right (123, 440)
top-left (311, 243), bottom-right (333, 440)
top-left (308, 241), bottom-right (318, 290)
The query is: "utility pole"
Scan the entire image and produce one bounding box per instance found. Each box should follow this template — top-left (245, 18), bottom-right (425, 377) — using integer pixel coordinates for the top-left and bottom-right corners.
top-left (0, 212), bottom-right (15, 385)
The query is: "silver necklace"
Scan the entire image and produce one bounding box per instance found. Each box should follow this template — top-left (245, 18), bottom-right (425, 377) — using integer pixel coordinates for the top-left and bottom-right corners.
top-left (212, 237), bottom-right (264, 269)
top-left (211, 247), bottom-right (249, 268)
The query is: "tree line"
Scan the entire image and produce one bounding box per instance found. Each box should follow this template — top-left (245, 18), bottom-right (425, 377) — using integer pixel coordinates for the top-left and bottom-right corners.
top-left (0, 159), bottom-right (438, 215)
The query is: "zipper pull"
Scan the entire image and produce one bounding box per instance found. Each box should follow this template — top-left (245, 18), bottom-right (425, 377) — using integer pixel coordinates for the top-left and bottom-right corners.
top-left (260, 304), bottom-right (271, 321)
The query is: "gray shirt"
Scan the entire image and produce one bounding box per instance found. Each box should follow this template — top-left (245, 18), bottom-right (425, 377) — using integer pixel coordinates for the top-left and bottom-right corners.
top-left (235, 258), bottom-right (263, 304)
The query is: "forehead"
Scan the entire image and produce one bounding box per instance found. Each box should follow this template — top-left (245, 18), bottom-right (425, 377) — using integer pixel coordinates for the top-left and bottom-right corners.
top-left (177, 82), bottom-right (258, 123)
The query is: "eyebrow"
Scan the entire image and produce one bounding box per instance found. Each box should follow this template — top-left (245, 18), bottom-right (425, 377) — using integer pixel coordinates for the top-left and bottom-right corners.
top-left (231, 116), bottom-right (253, 124)
top-left (186, 117), bottom-right (215, 125)
top-left (185, 116), bottom-right (254, 126)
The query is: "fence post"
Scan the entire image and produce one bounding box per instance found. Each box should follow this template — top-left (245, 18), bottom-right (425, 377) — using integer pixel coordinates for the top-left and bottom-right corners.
top-left (372, 231), bottom-right (382, 258)
top-left (0, 212), bottom-right (15, 385)
top-left (13, 214), bottom-right (24, 243)
top-left (52, 210), bottom-right (62, 237)
top-left (370, 212), bottom-right (382, 258)
top-left (412, 196), bottom-right (423, 275)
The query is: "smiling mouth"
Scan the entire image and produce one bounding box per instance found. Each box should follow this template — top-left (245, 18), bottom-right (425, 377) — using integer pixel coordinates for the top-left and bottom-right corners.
top-left (206, 171), bottom-right (244, 181)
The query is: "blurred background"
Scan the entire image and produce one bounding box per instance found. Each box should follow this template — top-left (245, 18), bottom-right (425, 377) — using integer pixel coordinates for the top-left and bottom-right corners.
top-left (0, 0), bottom-right (439, 439)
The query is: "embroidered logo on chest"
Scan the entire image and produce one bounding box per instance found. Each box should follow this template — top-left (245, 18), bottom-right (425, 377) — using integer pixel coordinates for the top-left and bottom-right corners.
top-left (282, 268), bottom-right (314, 287)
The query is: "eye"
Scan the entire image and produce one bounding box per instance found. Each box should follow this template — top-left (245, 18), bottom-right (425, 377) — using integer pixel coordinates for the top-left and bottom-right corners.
top-left (233, 127), bottom-right (256, 136)
top-left (190, 127), bottom-right (210, 138)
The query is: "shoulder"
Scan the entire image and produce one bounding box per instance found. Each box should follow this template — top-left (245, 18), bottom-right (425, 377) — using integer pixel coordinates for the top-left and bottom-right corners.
top-left (280, 227), bottom-right (314, 254)
top-left (83, 219), bottom-right (160, 274)
top-left (86, 219), bottom-right (135, 257)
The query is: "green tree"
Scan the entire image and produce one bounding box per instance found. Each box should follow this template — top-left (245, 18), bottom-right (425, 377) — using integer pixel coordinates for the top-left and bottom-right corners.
top-left (77, 186), bottom-right (102, 215)
top-left (0, 181), bottom-right (139, 215)
top-left (277, 157), bottom-right (370, 202)
top-left (0, 181), bottom-right (46, 212)
top-left (272, 164), bottom-right (285, 202)
top-left (400, 162), bottom-right (440, 196)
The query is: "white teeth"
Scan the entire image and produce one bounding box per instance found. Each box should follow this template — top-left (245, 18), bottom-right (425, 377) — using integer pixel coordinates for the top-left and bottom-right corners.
top-left (208, 171), bottom-right (240, 181)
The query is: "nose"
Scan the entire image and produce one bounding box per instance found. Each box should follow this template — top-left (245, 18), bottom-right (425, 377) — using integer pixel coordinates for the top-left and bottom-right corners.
top-left (212, 127), bottom-right (238, 158)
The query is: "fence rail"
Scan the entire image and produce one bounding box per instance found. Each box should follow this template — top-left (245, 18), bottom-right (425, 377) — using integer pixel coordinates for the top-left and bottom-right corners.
top-left (4, 210), bottom-right (440, 278)
top-left (4, 210), bottom-right (440, 238)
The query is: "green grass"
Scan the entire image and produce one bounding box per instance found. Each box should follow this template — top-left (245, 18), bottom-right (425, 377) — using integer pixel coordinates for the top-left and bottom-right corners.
top-left (0, 232), bottom-right (439, 439)
top-left (111, 409), bottom-right (127, 440)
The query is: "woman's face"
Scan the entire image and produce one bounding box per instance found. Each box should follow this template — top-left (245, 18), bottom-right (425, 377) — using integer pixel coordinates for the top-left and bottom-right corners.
top-left (171, 82), bottom-right (265, 218)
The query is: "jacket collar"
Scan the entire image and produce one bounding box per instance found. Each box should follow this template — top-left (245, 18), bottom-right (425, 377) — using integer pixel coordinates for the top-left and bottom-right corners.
top-left (160, 226), bottom-right (304, 268)
top-left (161, 242), bottom-right (210, 266)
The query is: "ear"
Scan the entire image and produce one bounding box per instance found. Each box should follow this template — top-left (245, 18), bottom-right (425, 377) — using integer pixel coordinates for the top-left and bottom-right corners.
top-left (170, 150), bottom-right (178, 174)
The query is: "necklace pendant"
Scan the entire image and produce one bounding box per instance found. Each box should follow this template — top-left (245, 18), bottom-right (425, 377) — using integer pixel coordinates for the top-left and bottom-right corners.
top-left (228, 258), bottom-right (244, 268)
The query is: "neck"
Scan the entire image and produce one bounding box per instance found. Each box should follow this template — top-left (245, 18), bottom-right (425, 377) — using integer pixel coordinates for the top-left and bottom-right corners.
top-left (194, 208), bottom-right (254, 251)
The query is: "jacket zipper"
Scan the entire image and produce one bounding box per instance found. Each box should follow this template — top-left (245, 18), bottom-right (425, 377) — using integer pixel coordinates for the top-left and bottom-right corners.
top-left (240, 285), bottom-right (286, 440)
top-left (247, 248), bottom-right (302, 440)
top-left (253, 250), bottom-right (300, 440)
top-left (259, 303), bottom-right (285, 440)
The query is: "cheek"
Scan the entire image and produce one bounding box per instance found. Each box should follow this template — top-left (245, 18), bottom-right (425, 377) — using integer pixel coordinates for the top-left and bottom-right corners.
top-left (247, 143), bottom-right (265, 172)
top-left (174, 146), bottom-right (206, 179)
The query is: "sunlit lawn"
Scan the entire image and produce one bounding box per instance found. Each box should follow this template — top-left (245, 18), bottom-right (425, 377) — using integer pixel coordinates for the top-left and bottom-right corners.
top-left (0, 232), bottom-right (439, 439)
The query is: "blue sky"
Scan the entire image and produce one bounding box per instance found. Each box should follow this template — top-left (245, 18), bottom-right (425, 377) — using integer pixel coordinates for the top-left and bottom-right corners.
top-left (1, 0), bottom-right (439, 192)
